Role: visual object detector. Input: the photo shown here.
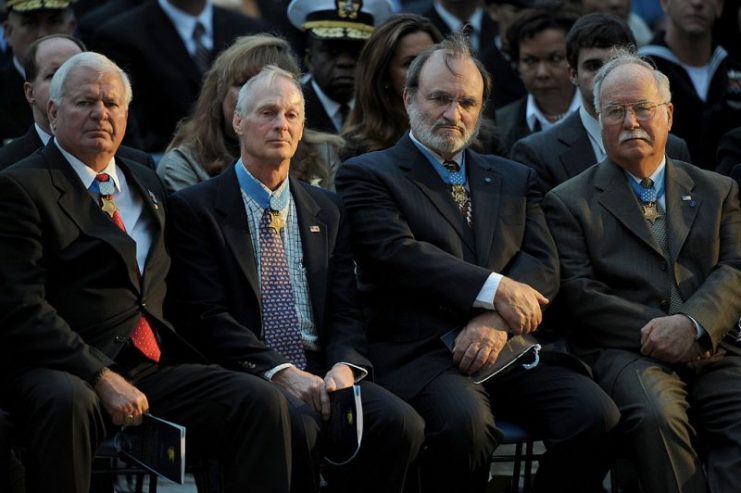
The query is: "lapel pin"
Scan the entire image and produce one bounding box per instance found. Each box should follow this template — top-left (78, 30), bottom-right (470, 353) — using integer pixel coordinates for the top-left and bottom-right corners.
top-left (309, 225), bottom-right (320, 233)
top-left (682, 195), bottom-right (691, 201)
top-left (484, 177), bottom-right (492, 183)
top-left (148, 190), bottom-right (159, 209)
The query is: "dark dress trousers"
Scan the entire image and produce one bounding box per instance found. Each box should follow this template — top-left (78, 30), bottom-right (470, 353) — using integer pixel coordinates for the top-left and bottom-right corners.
top-left (166, 167), bottom-right (424, 493)
top-left (0, 125), bottom-right (156, 171)
top-left (91, 0), bottom-right (266, 152)
top-left (0, 143), bottom-right (292, 493)
top-left (511, 111), bottom-right (692, 194)
top-left (544, 158), bottom-right (741, 492)
top-left (335, 134), bottom-right (619, 493)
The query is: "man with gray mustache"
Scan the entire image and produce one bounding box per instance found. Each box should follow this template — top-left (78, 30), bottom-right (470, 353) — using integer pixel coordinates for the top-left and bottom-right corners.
top-left (544, 50), bottom-right (741, 493)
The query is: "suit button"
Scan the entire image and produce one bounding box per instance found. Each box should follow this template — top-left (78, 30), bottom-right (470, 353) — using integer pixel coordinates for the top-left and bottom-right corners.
top-left (660, 300), bottom-right (670, 311)
top-left (114, 335), bottom-right (127, 343)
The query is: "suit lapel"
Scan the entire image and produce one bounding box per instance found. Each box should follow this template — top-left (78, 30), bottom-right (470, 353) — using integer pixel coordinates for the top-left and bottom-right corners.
top-left (595, 160), bottom-right (664, 256)
top-left (46, 144), bottom-right (140, 291)
top-left (664, 159), bottom-right (699, 264)
top-left (291, 179), bottom-right (328, 331)
top-left (468, 152), bottom-right (502, 266)
top-left (558, 114), bottom-right (598, 179)
top-left (149, 2), bottom-right (202, 86)
top-left (215, 167), bottom-right (261, 300)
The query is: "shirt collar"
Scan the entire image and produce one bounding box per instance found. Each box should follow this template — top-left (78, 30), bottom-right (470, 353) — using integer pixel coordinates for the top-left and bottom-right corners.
top-left (525, 90), bottom-right (581, 132)
top-left (158, 0), bottom-right (213, 49)
top-left (579, 105), bottom-right (605, 158)
top-left (234, 158), bottom-right (291, 211)
top-left (624, 157), bottom-right (667, 199)
top-left (54, 138), bottom-right (120, 192)
top-left (311, 79), bottom-right (341, 116)
top-left (409, 131), bottom-right (467, 183)
top-left (34, 123), bottom-right (52, 145)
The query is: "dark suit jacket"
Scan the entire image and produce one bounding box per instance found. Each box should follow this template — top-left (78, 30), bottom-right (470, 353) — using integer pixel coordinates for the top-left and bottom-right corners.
top-left (422, 4), bottom-right (497, 55)
top-left (302, 79), bottom-right (338, 134)
top-left (335, 134), bottom-right (559, 399)
top-left (717, 126), bottom-right (741, 176)
top-left (543, 158), bottom-right (741, 357)
top-left (0, 142), bottom-right (201, 381)
top-left (91, 1), bottom-right (266, 152)
top-left (511, 111), bottom-right (692, 193)
top-left (166, 166), bottom-right (371, 376)
top-left (495, 96), bottom-right (530, 156)
top-left (0, 125), bottom-right (156, 171)
top-left (0, 64), bottom-right (32, 146)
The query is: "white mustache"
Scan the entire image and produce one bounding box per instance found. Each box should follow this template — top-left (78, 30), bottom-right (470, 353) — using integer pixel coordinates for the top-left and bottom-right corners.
top-left (433, 120), bottom-right (465, 133)
top-left (619, 129), bottom-right (651, 143)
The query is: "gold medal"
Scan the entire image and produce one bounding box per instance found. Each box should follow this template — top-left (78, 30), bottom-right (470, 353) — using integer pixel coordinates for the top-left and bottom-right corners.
top-left (101, 196), bottom-right (118, 218)
top-left (642, 202), bottom-right (662, 224)
top-left (268, 210), bottom-right (285, 233)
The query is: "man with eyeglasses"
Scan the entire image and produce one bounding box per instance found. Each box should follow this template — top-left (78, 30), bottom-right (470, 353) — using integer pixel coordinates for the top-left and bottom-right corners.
top-left (544, 50), bottom-right (741, 493)
top-left (511, 13), bottom-right (691, 195)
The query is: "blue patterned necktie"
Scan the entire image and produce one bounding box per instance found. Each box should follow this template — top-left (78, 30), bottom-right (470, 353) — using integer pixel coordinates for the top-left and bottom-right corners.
top-left (259, 208), bottom-right (307, 369)
top-left (192, 21), bottom-right (211, 74)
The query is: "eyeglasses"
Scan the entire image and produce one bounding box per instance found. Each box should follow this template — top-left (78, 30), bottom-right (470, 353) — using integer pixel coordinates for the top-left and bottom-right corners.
top-left (600, 102), bottom-right (669, 125)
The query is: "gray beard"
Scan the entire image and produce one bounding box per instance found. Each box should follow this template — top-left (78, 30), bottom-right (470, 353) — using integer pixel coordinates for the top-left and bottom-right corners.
top-left (407, 99), bottom-right (480, 156)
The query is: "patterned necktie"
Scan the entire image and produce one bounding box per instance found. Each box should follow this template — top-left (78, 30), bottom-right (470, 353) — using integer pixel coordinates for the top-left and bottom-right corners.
top-left (443, 160), bottom-right (473, 227)
top-left (192, 21), bottom-right (211, 74)
top-left (94, 173), bottom-right (161, 363)
top-left (258, 208), bottom-right (307, 369)
top-left (634, 177), bottom-right (684, 313)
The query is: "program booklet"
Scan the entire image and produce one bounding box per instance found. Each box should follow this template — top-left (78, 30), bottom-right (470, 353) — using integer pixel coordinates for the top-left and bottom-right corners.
top-left (114, 413), bottom-right (186, 484)
top-left (441, 328), bottom-right (541, 384)
top-left (323, 384), bottom-right (363, 466)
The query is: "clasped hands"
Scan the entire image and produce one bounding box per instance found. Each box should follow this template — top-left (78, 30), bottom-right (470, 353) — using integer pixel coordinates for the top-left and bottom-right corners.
top-left (272, 363), bottom-right (355, 420)
top-left (94, 369), bottom-right (149, 427)
top-left (640, 314), bottom-right (712, 363)
top-left (452, 277), bottom-right (547, 376)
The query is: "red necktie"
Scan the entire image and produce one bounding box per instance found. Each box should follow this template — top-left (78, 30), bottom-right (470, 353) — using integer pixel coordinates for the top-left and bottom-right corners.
top-left (95, 173), bottom-right (161, 363)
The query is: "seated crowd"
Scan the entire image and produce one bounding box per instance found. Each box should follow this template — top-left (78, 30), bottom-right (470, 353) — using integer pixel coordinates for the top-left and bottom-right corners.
top-left (0, 1), bottom-right (740, 493)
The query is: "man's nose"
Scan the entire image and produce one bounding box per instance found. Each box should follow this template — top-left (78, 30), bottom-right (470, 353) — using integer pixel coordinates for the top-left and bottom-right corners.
top-left (442, 101), bottom-right (461, 121)
top-left (622, 107), bottom-right (640, 128)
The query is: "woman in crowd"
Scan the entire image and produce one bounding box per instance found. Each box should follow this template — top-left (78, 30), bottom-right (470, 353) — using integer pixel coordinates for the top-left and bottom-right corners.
top-left (341, 14), bottom-right (442, 159)
top-left (159, 34), bottom-right (342, 193)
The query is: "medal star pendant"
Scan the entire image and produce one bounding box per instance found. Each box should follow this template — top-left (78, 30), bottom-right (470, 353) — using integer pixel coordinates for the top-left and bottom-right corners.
top-left (101, 196), bottom-right (118, 218)
top-left (451, 185), bottom-right (467, 207)
top-left (268, 210), bottom-right (285, 234)
top-left (642, 202), bottom-right (662, 224)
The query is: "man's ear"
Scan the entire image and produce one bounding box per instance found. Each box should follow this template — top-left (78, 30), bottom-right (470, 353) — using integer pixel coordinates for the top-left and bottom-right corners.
top-left (665, 101), bottom-right (674, 130)
top-left (233, 112), bottom-right (243, 137)
top-left (403, 88), bottom-right (412, 110)
top-left (24, 82), bottom-right (35, 105)
top-left (568, 66), bottom-right (578, 86)
top-left (48, 100), bottom-right (58, 134)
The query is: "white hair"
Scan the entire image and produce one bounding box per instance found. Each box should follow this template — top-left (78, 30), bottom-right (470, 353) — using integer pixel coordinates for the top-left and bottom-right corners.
top-left (49, 51), bottom-right (133, 106)
top-left (234, 65), bottom-right (304, 116)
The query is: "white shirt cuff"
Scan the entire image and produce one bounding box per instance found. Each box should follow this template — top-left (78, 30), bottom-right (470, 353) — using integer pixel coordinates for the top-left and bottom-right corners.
top-left (473, 273), bottom-right (503, 310)
top-left (263, 363), bottom-right (293, 381)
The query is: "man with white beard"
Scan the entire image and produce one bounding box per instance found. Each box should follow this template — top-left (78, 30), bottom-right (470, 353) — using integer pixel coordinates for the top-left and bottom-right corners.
top-left (335, 34), bottom-right (620, 493)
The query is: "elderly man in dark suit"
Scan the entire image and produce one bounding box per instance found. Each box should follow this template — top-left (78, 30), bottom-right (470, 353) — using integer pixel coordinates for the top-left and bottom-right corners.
top-left (0, 34), bottom-right (154, 170)
top-left (91, 0), bottom-right (266, 153)
top-left (336, 35), bottom-right (619, 493)
top-left (166, 65), bottom-right (424, 493)
top-left (544, 51), bottom-right (741, 493)
top-left (0, 52), bottom-right (292, 493)
top-left (511, 12), bottom-right (691, 194)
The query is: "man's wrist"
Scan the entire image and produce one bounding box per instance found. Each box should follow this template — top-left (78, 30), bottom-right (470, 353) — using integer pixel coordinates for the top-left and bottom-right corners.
top-left (90, 367), bottom-right (110, 387)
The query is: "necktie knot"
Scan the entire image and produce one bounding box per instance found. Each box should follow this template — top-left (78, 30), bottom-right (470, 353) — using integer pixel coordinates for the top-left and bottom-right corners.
top-left (639, 178), bottom-right (657, 204)
top-left (443, 160), bottom-right (460, 173)
top-left (192, 21), bottom-right (205, 41)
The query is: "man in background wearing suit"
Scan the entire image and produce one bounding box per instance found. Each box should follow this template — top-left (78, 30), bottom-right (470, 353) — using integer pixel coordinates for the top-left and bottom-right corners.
top-left (544, 51), bottom-right (741, 493)
top-left (0, 34), bottom-right (154, 170)
top-left (0, 0), bottom-right (76, 146)
top-left (336, 35), bottom-right (619, 493)
top-left (166, 65), bottom-right (424, 493)
top-left (511, 12), bottom-right (691, 195)
top-left (91, 0), bottom-right (266, 153)
top-left (0, 52), bottom-right (292, 493)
